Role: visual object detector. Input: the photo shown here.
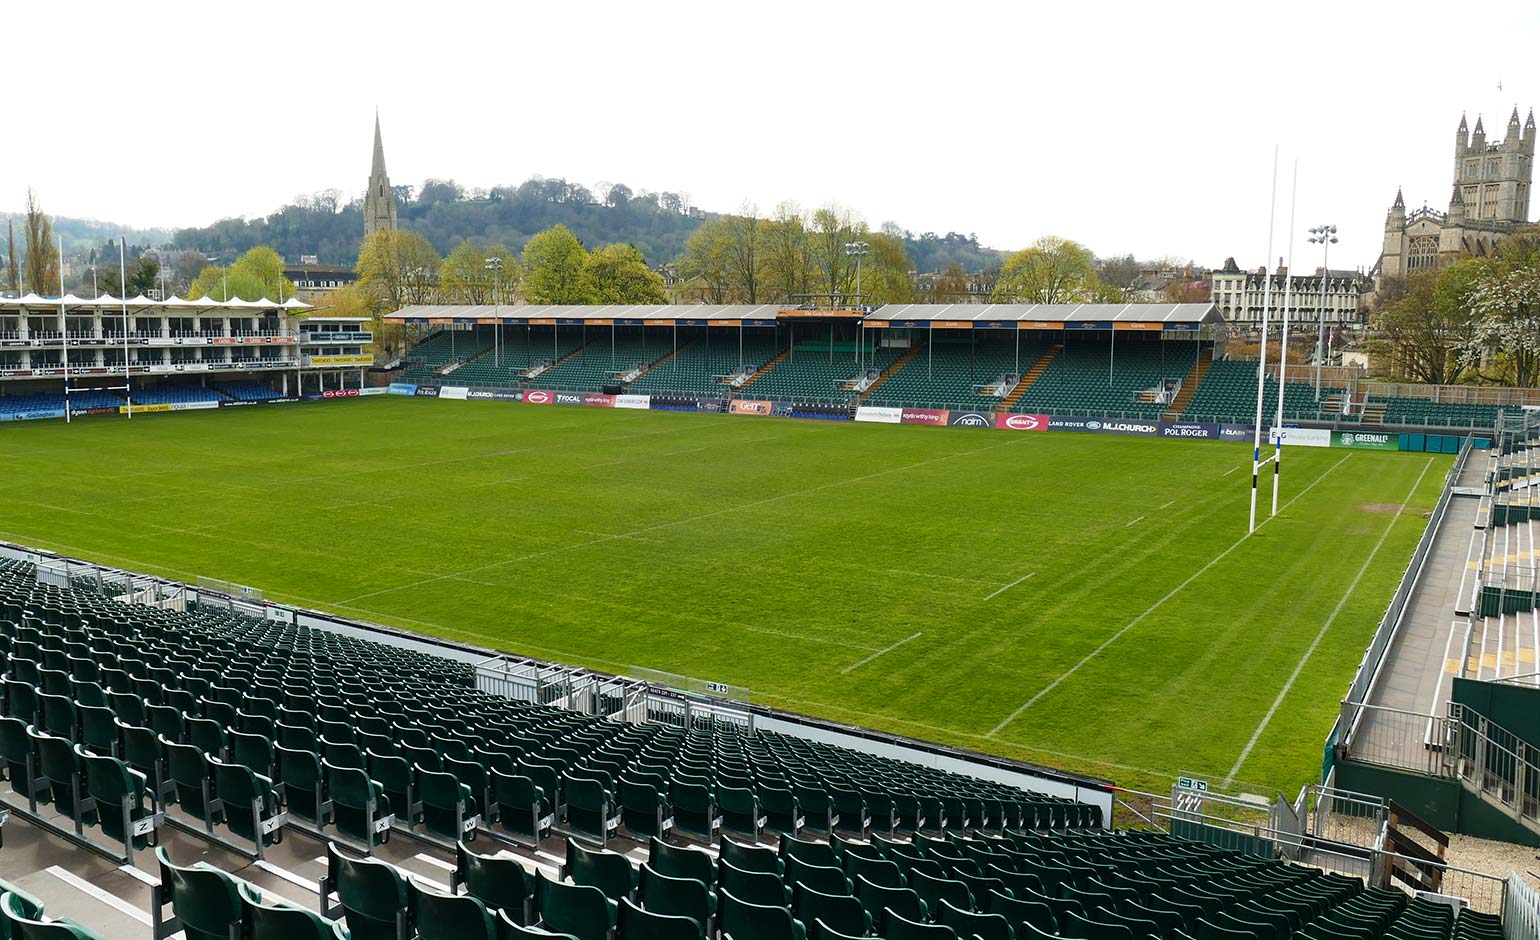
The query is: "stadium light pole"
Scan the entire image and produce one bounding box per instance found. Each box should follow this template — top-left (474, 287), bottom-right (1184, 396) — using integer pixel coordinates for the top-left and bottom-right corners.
top-left (1306, 225), bottom-right (1337, 401)
top-left (485, 256), bottom-right (503, 367)
top-left (844, 241), bottom-right (869, 309)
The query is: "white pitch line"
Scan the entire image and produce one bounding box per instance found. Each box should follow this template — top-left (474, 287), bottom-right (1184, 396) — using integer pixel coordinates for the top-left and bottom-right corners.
top-left (1123, 516), bottom-right (1146, 528)
top-left (1158, 500), bottom-right (1176, 511)
top-left (842, 632), bottom-right (924, 674)
top-left (983, 571), bottom-right (1037, 602)
top-left (988, 453), bottom-right (1353, 737)
top-left (885, 568), bottom-right (999, 586)
top-left (46, 866), bottom-right (151, 926)
top-left (1225, 457), bottom-right (1435, 785)
top-left (1224, 466), bottom-right (1241, 477)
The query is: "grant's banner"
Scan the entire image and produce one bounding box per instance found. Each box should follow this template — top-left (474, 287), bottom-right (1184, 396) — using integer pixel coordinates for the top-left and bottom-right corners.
top-left (994, 413), bottom-right (1048, 431)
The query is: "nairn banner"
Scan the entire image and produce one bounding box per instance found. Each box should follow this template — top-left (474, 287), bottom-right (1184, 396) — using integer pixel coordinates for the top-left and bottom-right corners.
top-left (901, 408), bottom-right (949, 426)
top-left (994, 413), bottom-right (1048, 431)
top-left (1269, 426), bottom-right (1330, 448)
top-left (1334, 430), bottom-right (1399, 450)
top-left (854, 406), bottom-right (902, 424)
top-left (948, 411), bottom-right (994, 428)
top-left (438, 386), bottom-right (470, 400)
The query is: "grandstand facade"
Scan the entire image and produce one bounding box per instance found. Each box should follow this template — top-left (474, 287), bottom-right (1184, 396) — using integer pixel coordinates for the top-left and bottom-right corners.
top-left (386, 303), bottom-right (1520, 434)
top-left (0, 295), bottom-right (372, 419)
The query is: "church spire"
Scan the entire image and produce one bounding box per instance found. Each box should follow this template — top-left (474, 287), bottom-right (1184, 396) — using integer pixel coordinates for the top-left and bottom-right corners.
top-left (364, 111), bottom-right (398, 239)
top-left (1392, 187), bottom-right (1404, 209)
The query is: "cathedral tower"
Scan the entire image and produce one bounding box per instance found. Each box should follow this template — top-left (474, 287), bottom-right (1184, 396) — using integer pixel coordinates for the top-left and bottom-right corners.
top-left (363, 113), bottom-right (398, 239)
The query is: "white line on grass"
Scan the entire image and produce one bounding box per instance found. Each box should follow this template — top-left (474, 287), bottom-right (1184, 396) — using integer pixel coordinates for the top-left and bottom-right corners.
top-left (1224, 466), bottom-right (1241, 477)
top-left (1158, 500), bottom-right (1176, 511)
top-left (983, 571), bottom-right (1038, 601)
top-left (334, 437), bottom-right (1026, 605)
top-left (987, 453), bottom-right (1353, 738)
top-left (1223, 457), bottom-right (1435, 785)
top-left (1123, 516), bottom-right (1146, 528)
top-left (842, 632), bottom-right (923, 674)
top-left (885, 568), bottom-right (1000, 586)
top-left (745, 624), bottom-right (881, 651)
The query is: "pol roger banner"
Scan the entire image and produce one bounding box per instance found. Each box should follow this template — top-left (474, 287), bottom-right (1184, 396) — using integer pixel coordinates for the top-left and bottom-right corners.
top-left (994, 413), bottom-right (1048, 431)
top-left (614, 394), bottom-right (650, 410)
top-left (1158, 421), bottom-right (1220, 440)
top-left (1269, 426), bottom-right (1331, 448)
top-left (855, 406), bottom-right (902, 424)
top-left (1334, 430), bottom-right (1398, 450)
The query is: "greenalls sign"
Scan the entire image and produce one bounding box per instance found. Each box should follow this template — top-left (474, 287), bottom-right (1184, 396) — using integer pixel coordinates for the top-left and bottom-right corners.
top-left (1334, 430), bottom-right (1399, 450)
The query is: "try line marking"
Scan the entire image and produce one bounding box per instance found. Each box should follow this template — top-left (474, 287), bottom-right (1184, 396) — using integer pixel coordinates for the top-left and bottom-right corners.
top-left (1224, 457), bottom-right (1435, 785)
top-left (983, 570), bottom-right (1037, 601)
top-left (842, 632), bottom-right (923, 674)
top-left (987, 453), bottom-right (1353, 737)
top-left (1123, 515), bottom-right (1146, 528)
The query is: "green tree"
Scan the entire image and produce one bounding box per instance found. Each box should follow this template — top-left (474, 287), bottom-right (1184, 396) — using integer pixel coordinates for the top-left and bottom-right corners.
top-left (521, 225), bottom-right (592, 304)
top-left (23, 190), bottom-right (59, 295)
top-left (124, 255), bottom-right (160, 297)
top-left (761, 202), bottom-right (813, 304)
top-left (4, 219), bottom-right (17, 294)
top-left (677, 217), bottom-right (737, 303)
top-left (356, 228), bottom-right (442, 313)
top-left (857, 232), bottom-right (916, 304)
top-left (724, 207), bottom-right (763, 303)
top-left (809, 204), bottom-right (863, 303)
top-left (991, 236), bottom-right (1104, 303)
top-left (187, 246), bottom-right (297, 301)
top-left (1370, 266), bottom-right (1478, 385)
top-left (1460, 229), bottom-right (1540, 386)
top-left (585, 243), bottom-right (667, 304)
top-left (439, 239), bottom-right (521, 304)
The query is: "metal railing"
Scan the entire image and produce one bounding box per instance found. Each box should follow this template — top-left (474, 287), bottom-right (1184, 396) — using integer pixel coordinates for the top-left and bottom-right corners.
top-left (1448, 703), bottom-right (1540, 832)
top-left (1509, 874), bottom-right (1540, 940)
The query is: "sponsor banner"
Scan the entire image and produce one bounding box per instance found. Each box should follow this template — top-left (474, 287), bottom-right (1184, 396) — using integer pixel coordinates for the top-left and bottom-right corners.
top-left (322, 388), bottom-right (361, 399)
top-left (170, 401), bottom-right (221, 412)
top-left (308, 354), bottom-right (373, 367)
top-left (854, 406), bottom-right (902, 424)
top-left (414, 386), bottom-right (440, 398)
top-left (729, 399), bottom-right (772, 416)
top-left (1095, 419), bottom-right (1159, 436)
top-left (1270, 426), bottom-right (1331, 448)
top-left (582, 393), bottom-right (616, 408)
top-left (0, 409), bottom-right (67, 421)
top-left (948, 411), bottom-right (994, 428)
top-left (69, 407), bottom-right (119, 417)
top-left (553, 392), bottom-right (587, 406)
top-left (1047, 416), bottom-right (1098, 432)
top-left (614, 394), bottom-right (649, 410)
top-left (1218, 423), bottom-right (1254, 440)
top-left (901, 408), bottom-right (950, 426)
top-left (218, 397), bottom-right (299, 408)
top-left (387, 382), bottom-right (417, 396)
top-left (467, 389), bottom-right (523, 402)
top-left (439, 386), bottom-right (470, 401)
top-left (358, 387), bottom-right (388, 396)
top-left (1334, 430), bottom-right (1398, 450)
top-left (119, 403), bottom-right (173, 414)
top-left (994, 413), bottom-right (1048, 432)
top-left (523, 389), bottom-right (553, 405)
top-left (1158, 421), bottom-right (1220, 440)
top-left (302, 393), bottom-right (327, 401)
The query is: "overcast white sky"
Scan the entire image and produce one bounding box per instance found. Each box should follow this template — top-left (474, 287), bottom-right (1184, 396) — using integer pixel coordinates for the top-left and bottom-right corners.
top-left (6, 0), bottom-right (1538, 271)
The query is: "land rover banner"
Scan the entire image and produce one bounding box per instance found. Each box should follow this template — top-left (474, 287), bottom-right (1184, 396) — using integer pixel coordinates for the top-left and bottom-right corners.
top-left (1334, 430), bottom-right (1399, 450)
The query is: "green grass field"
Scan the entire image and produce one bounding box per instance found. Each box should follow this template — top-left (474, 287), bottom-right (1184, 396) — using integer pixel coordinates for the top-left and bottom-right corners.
top-left (0, 398), bottom-right (1449, 793)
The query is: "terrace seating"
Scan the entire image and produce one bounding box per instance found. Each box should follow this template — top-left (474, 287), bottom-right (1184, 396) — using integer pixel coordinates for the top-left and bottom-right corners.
top-left (864, 338), bottom-right (1036, 411)
top-left (214, 382), bottom-right (284, 401)
top-left (1011, 340), bottom-right (1198, 420)
top-left (446, 326), bottom-right (586, 389)
top-left (1370, 395), bottom-right (1501, 430)
top-left (1181, 359), bottom-right (1342, 425)
top-left (746, 341), bottom-right (901, 405)
top-left (628, 332), bottom-right (781, 397)
top-left (122, 386), bottom-right (225, 406)
top-left (401, 329), bottom-right (493, 383)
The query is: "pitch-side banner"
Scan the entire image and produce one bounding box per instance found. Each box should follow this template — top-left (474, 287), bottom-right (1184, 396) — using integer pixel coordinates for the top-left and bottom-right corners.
top-left (522, 389), bottom-right (553, 405)
top-left (1158, 421), bottom-right (1220, 440)
top-left (466, 389), bottom-right (523, 402)
top-left (730, 399), bottom-right (772, 416)
top-left (1270, 426), bottom-right (1331, 448)
top-left (1334, 430), bottom-right (1398, 450)
top-left (1218, 423), bottom-right (1255, 441)
top-left (854, 406), bottom-right (902, 424)
top-left (439, 386), bottom-right (470, 401)
top-left (583, 393), bottom-right (616, 407)
top-left (614, 394), bottom-right (650, 410)
top-left (358, 387), bottom-right (388, 396)
top-left (948, 410), bottom-right (993, 428)
top-left (387, 383), bottom-right (417, 396)
top-left (994, 413), bottom-right (1048, 432)
top-left (553, 392), bottom-right (586, 406)
top-left (901, 408), bottom-right (949, 426)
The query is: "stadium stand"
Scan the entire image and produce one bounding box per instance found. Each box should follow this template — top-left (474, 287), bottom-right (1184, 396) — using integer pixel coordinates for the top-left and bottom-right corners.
top-left (1180, 359), bottom-right (1343, 425)
top-left (629, 333), bottom-right (783, 397)
top-left (0, 392), bottom-right (123, 416)
top-left (120, 386), bottom-right (226, 407)
top-left (401, 330), bottom-right (492, 383)
top-left (746, 343), bottom-right (904, 405)
top-left (1009, 340), bottom-right (1198, 420)
top-left (1368, 395), bottom-right (1502, 430)
top-left (214, 382), bottom-right (284, 401)
top-left (863, 338), bottom-right (1037, 412)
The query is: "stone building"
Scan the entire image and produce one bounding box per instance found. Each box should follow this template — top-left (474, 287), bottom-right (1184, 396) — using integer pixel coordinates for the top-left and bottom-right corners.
top-left (363, 113), bottom-right (398, 239)
top-left (1210, 258), bottom-right (1366, 326)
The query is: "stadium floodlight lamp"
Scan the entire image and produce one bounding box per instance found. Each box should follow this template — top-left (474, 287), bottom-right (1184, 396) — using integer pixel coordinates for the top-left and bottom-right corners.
top-left (1305, 224), bottom-right (1338, 400)
top-left (844, 241), bottom-right (870, 257)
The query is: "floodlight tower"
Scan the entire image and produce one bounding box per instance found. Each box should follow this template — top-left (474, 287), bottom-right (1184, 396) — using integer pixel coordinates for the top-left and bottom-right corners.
top-left (1306, 225), bottom-right (1338, 400)
top-left (485, 255), bottom-right (504, 366)
top-left (844, 241), bottom-right (870, 308)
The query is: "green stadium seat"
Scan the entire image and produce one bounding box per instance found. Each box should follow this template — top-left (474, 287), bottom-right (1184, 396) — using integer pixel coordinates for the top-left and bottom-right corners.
top-left (0, 892), bottom-right (106, 939)
top-left (647, 837), bottom-right (716, 886)
top-left (722, 836), bottom-right (783, 875)
top-left (855, 877), bottom-right (927, 927)
top-left (619, 897), bottom-right (705, 940)
top-left (536, 871), bottom-right (616, 940)
top-left (493, 770), bottom-right (552, 844)
top-left (326, 758), bottom-right (393, 847)
top-left (324, 842), bottom-right (410, 940)
top-left (639, 862), bottom-right (714, 930)
top-left (455, 841), bottom-right (533, 926)
top-left (719, 890), bottom-right (808, 940)
top-left (881, 908), bottom-right (955, 940)
top-left (792, 883), bottom-right (872, 939)
top-left (565, 836), bottom-right (637, 903)
top-left (785, 855), bottom-right (852, 896)
top-left (907, 871), bottom-right (971, 919)
top-left (413, 882), bottom-right (497, 940)
top-left (154, 846), bottom-right (244, 940)
top-left (239, 882), bottom-right (348, 940)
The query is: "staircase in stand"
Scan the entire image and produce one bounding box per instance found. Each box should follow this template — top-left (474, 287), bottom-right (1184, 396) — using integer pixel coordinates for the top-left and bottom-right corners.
top-left (1162, 349), bottom-right (1213, 420)
top-left (737, 347), bottom-right (791, 391)
top-left (630, 342), bottom-right (692, 382)
top-left (1359, 401), bottom-right (1387, 426)
top-left (856, 346), bottom-right (921, 402)
top-left (995, 345), bottom-right (1060, 413)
